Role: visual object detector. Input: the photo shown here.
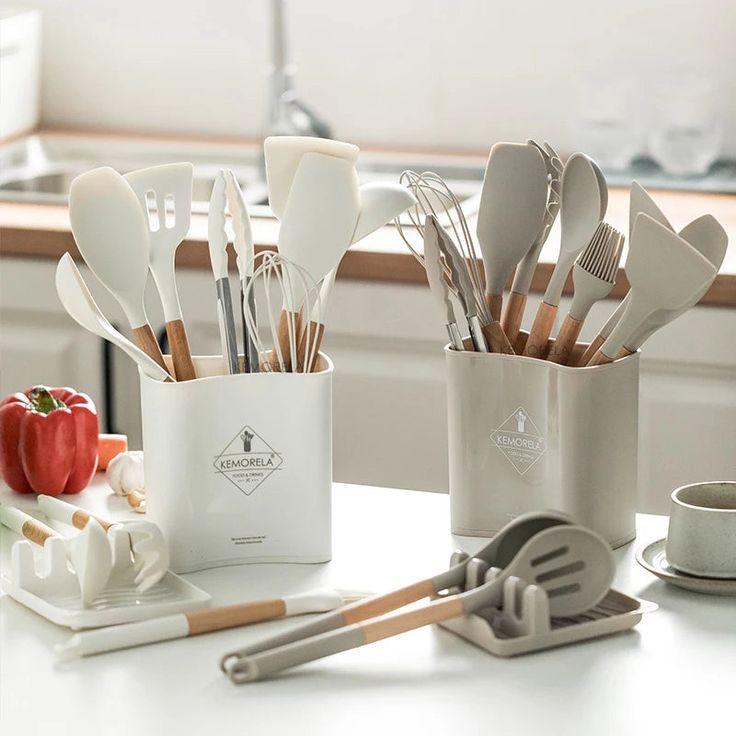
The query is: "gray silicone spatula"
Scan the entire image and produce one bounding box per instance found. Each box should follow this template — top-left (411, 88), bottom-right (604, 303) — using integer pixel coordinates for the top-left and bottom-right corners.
top-left (613, 214), bottom-right (727, 357)
top-left (69, 167), bottom-right (169, 373)
top-left (225, 524), bottom-right (614, 683)
top-left (502, 140), bottom-right (563, 345)
top-left (588, 213), bottom-right (717, 365)
top-left (124, 163), bottom-right (196, 381)
top-left (275, 151), bottom-right (360, 370)
top-left (577, 181), bottom-right (674, 365)
top-left (477, 142), bottom-right (548, 321)
top-left (55, 253), bottom-right (172, 382)
top-left (220, 510), bottom-right (570, 674)
top-left (523, 153), bottom-right (603, 359)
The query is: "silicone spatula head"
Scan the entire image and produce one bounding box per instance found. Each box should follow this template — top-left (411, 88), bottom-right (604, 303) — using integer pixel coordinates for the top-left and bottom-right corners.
top-left (476, 142), bottom-right (549, 295)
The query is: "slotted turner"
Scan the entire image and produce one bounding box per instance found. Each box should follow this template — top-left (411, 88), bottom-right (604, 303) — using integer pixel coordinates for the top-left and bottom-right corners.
top-left (125, 163), bottom-right (196, 380)
top-left (225, 524), bottom-right (614, 682)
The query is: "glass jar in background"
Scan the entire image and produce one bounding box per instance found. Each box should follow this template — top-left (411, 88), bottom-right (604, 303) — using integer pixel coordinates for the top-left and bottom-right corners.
top-left (647, 74), bottom-right (723, 178)
top-left (575, 74), bottom-right (643, 171)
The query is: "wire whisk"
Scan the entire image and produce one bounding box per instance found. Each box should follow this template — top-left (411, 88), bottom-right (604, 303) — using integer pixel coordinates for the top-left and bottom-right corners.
top-left (243, 252), bottom-right (323, 373)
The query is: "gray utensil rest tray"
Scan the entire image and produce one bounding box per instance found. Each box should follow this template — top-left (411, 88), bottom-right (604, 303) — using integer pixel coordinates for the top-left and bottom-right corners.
top-left (436, 583), bottom-right (655, 657)
top-left (446, 339), bottom-right (639, 548)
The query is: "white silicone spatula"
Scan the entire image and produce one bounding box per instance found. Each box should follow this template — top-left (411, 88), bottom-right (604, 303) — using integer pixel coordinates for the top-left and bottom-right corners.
top-left (124, 163), bottom-right (196, 381)
top-left (588, 214), bottom-right (717, 365)
top-left (298, 181), bottom-right (417, 369)
top-left (523, 153), bottom-right (603, 358)
top-left (55, 254), bottom-right (172, 382)
top-left (69, 167), bottom-right (168, 373)
top-left (476, 142), bottom-right (548, 321)
top-left (275, 151), bottom-right (360, 369)
top-left (264, 136), bottom-right (360, 219)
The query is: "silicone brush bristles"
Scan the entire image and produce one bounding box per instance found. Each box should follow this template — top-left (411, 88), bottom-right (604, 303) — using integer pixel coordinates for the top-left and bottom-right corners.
top-left (577, 222), bottom-right (624, 284)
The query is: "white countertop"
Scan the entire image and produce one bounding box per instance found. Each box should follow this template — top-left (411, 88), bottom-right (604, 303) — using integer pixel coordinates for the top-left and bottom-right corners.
top-left (1, 478), bottom-right (734, 735)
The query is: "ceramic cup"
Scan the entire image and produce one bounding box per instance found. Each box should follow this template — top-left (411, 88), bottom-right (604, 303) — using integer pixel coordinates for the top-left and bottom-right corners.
top-left (665, 481), bottom-right (736, 578)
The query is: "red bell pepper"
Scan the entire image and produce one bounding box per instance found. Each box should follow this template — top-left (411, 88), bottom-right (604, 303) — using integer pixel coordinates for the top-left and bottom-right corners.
top-left (0, 386), bottom-right (99, 495)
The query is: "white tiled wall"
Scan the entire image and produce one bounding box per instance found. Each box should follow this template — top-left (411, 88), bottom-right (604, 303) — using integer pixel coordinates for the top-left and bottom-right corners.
top-left (32, 0), bottom-right (736, 156)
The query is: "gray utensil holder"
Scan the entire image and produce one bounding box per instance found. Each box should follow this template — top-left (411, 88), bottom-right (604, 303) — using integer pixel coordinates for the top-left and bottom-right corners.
top-left (446, 342), bottom-right (639, 548)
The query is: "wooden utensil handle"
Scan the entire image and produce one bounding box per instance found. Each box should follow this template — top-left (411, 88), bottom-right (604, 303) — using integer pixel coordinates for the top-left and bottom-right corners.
top-left (165, 319), bottom-right (197, 381)
top-left (341, 578), bottom-right (436, 624)
top-left (481, 320), bottom-right (515, 355)
top-left (501, 291), bottom-right (527, 346)
top-left (576, 334), bottom-right (605, 367)
top-left (616, 346), bottom-right (635, 359)
top-left (186, 599), bottom-right (287, 636)
top-left (132, 324), bottom-right (169, 373)
top-left (360, 595), bottom-right (464, 643)
top-left (486, 293), bottom-right (503, 323)
top-left (548, 315), bottom-right (583, 365)
top-left (295, 320), bottom-right (325, 372)
top-left (21, 518), bottom-right (57, 546)
top-left (232, 595), bottom-right (464, 682)
top-left (587, 349), bottom-right (614, 366)
top-left (69, 509), bottom-right (116, 533)
top-left (523, 302), bottom-right (557, 359)
top-left (271, 309), bottom-right (302, 372)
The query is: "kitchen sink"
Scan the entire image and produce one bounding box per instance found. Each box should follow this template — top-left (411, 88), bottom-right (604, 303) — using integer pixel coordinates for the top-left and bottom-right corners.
top-left (0, 132), bottom-right (485, 218)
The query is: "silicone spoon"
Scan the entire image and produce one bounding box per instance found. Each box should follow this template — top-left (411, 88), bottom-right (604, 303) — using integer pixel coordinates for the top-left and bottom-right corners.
top-left (524, 153), bottom-right (603, 358)
top-left (68, 167), bottom-right (168, 372)
top-left (55, 253), bottom-right (172, 382)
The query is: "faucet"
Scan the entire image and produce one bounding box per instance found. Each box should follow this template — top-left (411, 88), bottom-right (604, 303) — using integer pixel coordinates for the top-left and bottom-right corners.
top-left (267, 0), bottom-right (333, 139)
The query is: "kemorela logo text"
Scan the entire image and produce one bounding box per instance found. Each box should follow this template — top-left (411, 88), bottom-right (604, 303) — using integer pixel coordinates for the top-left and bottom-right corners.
top-left (213, 424), bottom-right (283, 496)
top-left (490, 406), bottom-right (546, 476)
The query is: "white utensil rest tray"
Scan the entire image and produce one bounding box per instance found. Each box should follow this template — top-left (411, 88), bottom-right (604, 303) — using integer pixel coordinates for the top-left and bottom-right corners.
top-left (140, 354), bottom-right (333, 573)
top-left (438, 587), bottom-right (656, 657)
top-left (1, 538), bottom-right (210, 629)
top-left (446, 340), bottom-right (639, 547)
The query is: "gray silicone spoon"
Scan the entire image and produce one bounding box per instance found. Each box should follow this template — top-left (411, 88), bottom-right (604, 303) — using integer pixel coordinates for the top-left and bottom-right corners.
top-left (477, 142), bottom-right (549, 322)
top-left (523, 153), bottom-right (602, 358)
top-left (220, 510), bottom-right (570, 673)
top-left (226, 524), bottom-right (614, 683)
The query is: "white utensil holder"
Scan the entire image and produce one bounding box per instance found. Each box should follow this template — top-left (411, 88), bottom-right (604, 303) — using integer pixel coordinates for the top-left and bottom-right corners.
top-left (140, 355), bottom-right (333, 572)
top-left (447, 343), bottom-right (639, 548)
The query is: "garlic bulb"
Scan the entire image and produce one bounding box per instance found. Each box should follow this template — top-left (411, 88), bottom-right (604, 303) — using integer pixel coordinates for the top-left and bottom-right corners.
top-left (106, 451), bottom-right (146, 512)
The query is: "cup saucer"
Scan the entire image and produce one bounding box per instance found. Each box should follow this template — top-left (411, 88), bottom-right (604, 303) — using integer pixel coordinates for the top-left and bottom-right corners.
top-left (636, 539), bottom-right (736, 596)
